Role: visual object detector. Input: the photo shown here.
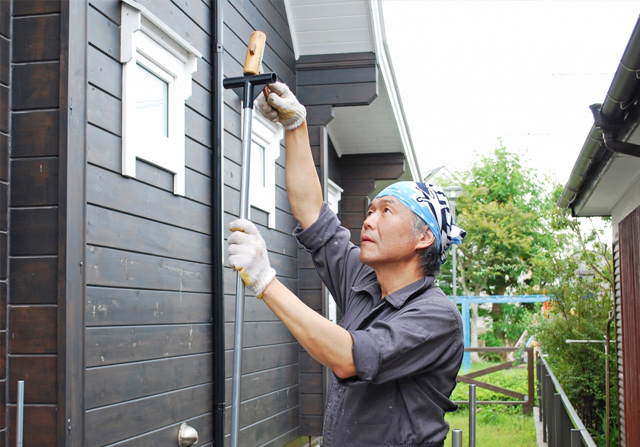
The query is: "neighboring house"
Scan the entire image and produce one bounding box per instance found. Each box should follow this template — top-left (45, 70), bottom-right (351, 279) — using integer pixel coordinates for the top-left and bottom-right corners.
top-left (0, 0), bottom-right (419, 445)
top-left (558, 16), bottom-right (640, 447)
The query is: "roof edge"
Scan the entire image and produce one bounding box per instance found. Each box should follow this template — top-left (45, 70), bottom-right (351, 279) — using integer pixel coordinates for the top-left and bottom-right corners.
top-left (368, 0), bottom-right (421, 181)
top-left (559, 14), bottom-right (640, 212)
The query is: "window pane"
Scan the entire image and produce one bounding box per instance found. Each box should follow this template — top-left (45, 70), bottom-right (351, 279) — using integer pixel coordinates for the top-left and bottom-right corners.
top-left (251, 140), bottom-right (266, 187)
top-left (135, 63), bottom-right (168, 137)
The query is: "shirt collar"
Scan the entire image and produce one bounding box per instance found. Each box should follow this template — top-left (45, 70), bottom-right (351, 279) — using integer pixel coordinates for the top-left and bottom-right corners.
top-left (353, 275), bottom-right (435, 308)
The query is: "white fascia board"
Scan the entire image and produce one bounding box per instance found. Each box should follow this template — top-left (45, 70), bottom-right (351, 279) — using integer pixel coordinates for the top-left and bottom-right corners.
top-left (283, 0), bottom-right (300, 59)
top-left (367, 0), bottom-right (421, 181)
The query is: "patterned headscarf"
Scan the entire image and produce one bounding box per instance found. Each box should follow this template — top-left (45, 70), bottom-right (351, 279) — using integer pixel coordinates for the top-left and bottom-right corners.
top-left (375, 181), bottom-right (466, 264)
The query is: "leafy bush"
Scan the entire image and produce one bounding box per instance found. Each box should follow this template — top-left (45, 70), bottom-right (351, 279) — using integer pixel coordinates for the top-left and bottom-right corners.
top-left (530, 256), bottom-right (618, 446)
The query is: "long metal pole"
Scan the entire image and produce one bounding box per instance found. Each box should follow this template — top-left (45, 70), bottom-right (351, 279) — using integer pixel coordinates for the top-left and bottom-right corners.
top-left (469, 383), bottom-right (477, 447)
top-left (17, 381), bottom-right (24, 447)
top-left (230, 105), bottom-right (254, 447)
top-left (223, 71), bottom-right (276, 447)
top-left (451, 429), bottom-right (463, 447)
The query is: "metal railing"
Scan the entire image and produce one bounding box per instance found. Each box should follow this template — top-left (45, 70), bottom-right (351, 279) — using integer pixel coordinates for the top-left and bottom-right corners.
top-left (450, 384), bottom-right (477, 447)
top-left (455, 347), bottom-right (535, 414)
top-left (537, 354), bottom-right (597, 447)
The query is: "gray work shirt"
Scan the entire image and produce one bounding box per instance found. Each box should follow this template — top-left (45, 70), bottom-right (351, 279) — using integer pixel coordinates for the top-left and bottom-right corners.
top-left (294, 203), bottom-right (463, 447)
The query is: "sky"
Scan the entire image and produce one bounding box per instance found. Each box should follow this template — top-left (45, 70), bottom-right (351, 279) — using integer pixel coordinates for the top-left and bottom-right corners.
top-left (381, 0), bottom-right (640, 185)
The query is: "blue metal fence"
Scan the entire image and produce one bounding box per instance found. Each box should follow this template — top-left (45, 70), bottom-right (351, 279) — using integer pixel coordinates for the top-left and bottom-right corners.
top-left (448, 295), bottom-right (549, 371)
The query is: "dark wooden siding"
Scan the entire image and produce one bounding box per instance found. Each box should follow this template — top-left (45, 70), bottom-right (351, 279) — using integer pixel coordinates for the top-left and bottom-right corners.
top-left (223, 1), bottom-right (300, 445)
top-left (83, 0), bottom-right (216, 445)
top-left (0, 0), bottom-right (9, 445)
top-left (338, 153), bottom-right (406, 245)
top-left (7, 1), bottom-right (63, 445)
top-left (619, 206), bottom-right (640, 447)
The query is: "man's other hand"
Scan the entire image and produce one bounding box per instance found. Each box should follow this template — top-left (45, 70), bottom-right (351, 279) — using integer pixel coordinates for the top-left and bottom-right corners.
top-left (228, 219), bottom-right (276, 299)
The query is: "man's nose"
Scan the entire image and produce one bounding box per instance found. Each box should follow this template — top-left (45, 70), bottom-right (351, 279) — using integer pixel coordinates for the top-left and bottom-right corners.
top-left (363, 212), bottom-right (376, 229)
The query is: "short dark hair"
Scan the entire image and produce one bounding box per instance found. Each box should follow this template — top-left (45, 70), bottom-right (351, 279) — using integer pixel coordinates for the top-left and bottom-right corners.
top-left (411, 214), bottom-right (441, 277)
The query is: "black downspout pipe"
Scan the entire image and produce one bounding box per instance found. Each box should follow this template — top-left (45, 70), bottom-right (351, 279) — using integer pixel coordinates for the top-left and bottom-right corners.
top-left (212, 1), bottom-right (225, 446)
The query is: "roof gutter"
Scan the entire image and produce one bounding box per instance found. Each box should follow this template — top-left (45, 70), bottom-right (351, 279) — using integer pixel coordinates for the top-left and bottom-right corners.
top-left (558, 14), bottom-right (640, 213)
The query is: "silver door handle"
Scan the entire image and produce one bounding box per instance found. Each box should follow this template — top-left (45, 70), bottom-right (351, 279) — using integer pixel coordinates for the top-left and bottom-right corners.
top-left (178, 423), bottom-right (198, 447)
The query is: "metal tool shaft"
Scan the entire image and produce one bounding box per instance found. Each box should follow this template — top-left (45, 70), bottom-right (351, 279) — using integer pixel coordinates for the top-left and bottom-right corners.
top-left (224, 71), bottom-right (276, 447)
top-left (230, 106), bottom-right (254, 447)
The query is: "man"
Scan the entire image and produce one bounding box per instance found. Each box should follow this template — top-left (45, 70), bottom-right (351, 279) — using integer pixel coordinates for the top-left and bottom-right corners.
top-left (227, 82), bottom-right (465, 447)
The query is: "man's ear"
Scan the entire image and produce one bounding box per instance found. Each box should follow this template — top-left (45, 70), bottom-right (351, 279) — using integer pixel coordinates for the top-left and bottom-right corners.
top-left (416, 227), bottom-right (436, 250)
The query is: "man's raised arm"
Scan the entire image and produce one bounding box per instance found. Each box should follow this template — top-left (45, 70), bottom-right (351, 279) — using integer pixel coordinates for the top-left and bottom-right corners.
top-left (256, 82), bottom-right (323, 229)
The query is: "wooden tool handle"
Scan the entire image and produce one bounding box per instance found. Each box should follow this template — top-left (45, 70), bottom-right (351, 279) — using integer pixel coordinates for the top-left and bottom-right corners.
top-left (243, 31), bottom-right (266, 76)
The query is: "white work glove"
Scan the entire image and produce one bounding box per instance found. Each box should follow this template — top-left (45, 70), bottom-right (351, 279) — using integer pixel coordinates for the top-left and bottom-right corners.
top-left (255, 81), bottom-right (306, 130)
top-left (228, 219), bottom-right (276, 299)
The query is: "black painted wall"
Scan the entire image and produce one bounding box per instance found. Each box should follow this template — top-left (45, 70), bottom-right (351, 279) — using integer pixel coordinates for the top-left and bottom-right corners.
top-left (3, 0), bottom-right (410, 444)
top-left (6, 1), bottom-right (62, 445)
top-left (83, 0), bottom-right (215, 445)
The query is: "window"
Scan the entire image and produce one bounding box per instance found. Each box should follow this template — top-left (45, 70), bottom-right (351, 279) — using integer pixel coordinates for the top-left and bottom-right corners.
top-left (249, 114), bottom-right (282, 228)
top-left (120, 0), bottom-right (201, 196)
top-left (135, 63), bottom-right (168, 137)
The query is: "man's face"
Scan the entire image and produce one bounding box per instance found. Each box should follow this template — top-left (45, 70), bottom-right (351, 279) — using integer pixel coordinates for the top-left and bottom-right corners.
top-left (360, 196), bottom-right (430, 268)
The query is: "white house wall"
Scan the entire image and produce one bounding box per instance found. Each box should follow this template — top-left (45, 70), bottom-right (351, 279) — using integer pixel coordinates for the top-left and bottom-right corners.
top-left (612, 174), bottom-right (640, 240)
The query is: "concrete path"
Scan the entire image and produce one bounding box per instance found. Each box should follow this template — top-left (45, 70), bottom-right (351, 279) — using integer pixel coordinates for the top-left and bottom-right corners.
top-left (534, 407), bottom-right (547, 447)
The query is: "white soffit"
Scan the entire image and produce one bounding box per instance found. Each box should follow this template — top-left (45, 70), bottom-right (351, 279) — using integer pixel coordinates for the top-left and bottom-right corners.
top-left (285, 0), bottom-right (375, 58)
top-left (327, 71), bottom-right (402, 155)
top-left (577, 154), bottom-right (640, 216)
top-left (284, 0), bottom-right (421, 180)
top-left (577, 124), bottom-right (640, 215)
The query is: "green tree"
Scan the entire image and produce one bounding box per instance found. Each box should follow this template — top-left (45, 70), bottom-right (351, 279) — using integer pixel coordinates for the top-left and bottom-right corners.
top-left (441, 143), bottom-right (557, 352)
top-left (455, 143), bottom-right (556, 297)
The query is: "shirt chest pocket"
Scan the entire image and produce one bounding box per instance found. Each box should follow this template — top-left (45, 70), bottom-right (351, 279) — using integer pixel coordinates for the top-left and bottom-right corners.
top-left (343, 381), bottom-right (396, 426)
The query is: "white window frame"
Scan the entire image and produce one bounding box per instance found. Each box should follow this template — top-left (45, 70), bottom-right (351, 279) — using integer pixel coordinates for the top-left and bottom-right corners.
top-left (249, 113), bottom-right (282, 229)
top-left (120, 0), bottom-right (201, 196)
top-left (325, 179), bottom-right (343, 323)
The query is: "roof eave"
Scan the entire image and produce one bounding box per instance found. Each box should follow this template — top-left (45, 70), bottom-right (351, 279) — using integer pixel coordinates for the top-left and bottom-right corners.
top-left (559, 14), bottom-right (640, 214)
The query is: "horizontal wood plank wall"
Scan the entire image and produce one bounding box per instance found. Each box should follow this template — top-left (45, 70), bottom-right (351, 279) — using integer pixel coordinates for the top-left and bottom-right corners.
top-left (8, 1), bottom-right (62, 445)
top-left (295, 52), bottom-right (382, 436)
top-left (338, 153), bottom-right (406, 245)
top-left (619, 206), bottom-right (640, 447)
top-left (0, 1), bottom-right (9, 445)
top-left (223, 1), bottom-right (300, 445)
top-left (84, 0), bottom-right (215, 445)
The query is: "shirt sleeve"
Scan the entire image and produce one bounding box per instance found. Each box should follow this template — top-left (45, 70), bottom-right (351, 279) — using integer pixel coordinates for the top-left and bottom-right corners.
top-left (349, 296), bottom-right (462, 384)
top-left (294, 203), bottom-right (371, 313)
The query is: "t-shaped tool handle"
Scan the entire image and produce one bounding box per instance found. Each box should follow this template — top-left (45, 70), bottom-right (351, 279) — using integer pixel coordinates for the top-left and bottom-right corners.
top-left (243, 31), bottom-right (266, 76)
top-left (223, 30), bottom-right (277, 108)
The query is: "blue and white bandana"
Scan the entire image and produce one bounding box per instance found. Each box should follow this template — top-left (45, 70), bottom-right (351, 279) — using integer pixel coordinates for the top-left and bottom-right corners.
top-left (375, 181), bottom-right (466, 264)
